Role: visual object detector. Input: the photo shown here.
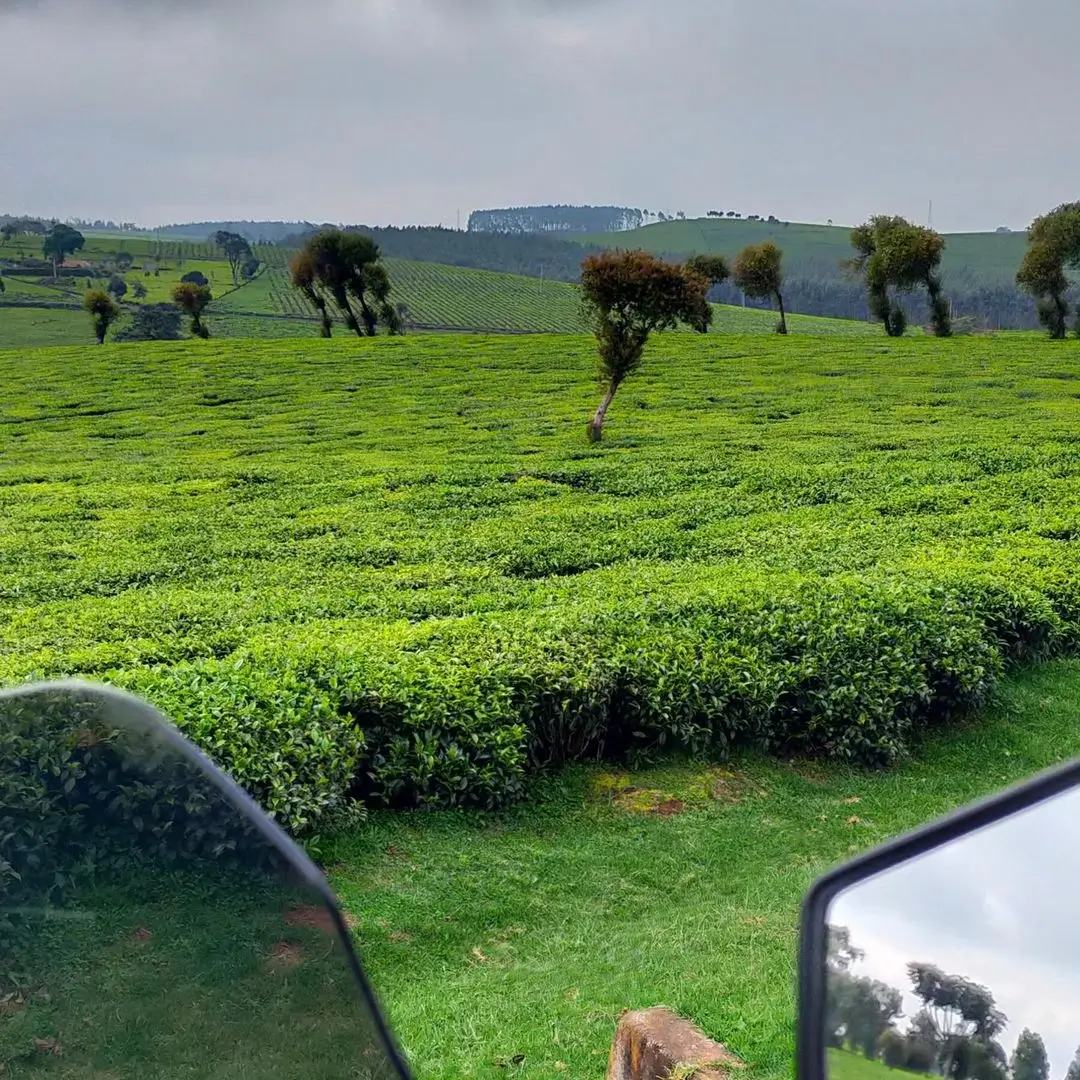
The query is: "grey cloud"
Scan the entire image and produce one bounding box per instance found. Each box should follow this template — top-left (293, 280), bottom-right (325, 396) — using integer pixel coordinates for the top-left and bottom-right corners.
top-left (1, 0), bottom-right (1078, 229)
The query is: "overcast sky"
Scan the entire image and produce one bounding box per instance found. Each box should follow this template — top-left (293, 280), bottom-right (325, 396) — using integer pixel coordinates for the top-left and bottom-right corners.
top-left (1, 0), bottom-right (1077, 232)
top-left (830, 784), bottom-right (1080, 1080)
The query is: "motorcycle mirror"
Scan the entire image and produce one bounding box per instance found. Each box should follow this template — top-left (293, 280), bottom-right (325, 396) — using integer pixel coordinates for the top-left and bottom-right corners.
top-left (0, 679), bottom-right (412, 1078)
top-left (796, 756), bottom-right (1080, 1080)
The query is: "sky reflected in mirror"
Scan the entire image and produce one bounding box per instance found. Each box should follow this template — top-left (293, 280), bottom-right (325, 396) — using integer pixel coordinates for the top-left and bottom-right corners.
top-left (827, 784), bottom-right (1080, 1080)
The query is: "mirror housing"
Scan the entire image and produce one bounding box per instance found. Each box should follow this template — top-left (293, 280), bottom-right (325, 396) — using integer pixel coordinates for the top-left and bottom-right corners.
top-left (797, 756), bottom-right (1080, 1080)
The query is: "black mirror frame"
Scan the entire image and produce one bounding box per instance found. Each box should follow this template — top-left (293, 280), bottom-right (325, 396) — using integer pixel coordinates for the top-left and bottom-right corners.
top-left (0, 679), bottom-right (413, 1080)
top-left (795, 754), bottom-right (1080, 1080)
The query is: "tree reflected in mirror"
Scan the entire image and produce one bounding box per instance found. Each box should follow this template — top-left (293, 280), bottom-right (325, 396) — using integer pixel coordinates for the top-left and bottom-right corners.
top-left (822, 783), bottom-right (1080, 1080)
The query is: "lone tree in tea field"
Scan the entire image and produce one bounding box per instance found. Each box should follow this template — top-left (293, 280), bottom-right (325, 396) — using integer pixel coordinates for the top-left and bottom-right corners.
top-left (289, 228), bottom-right (400, 338)
top-left (732, 241), bottom-right (788, 334)
top-left (212, 230), bottom-right (254, 286)
top-left (171, 282), bottom-right (212, 339)
top-left (580, 249), bottom-right (712, 442)
top-left (1016, 203), bottom-right (1080, 339)
top-left (42, 223), bottom-right (84, 281)
top-left (848, 215), bottom-right (951, 337)
top-left (83, 288), bottom-right (121, 345)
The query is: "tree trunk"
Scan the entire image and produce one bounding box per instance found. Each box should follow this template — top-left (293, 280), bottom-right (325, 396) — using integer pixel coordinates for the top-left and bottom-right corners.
top-left (776, 291), bottom-right (788, 334)
top-left (587, 381), bottom-right (619, 442)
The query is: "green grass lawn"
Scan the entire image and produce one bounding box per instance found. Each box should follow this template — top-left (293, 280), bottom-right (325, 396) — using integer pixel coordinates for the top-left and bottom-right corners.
top-left (828, 1047), bottom-right (913, 1080)
top-left (331, 660), bottom-right (1080, 1080)
top-left (0, 873), bottom-right (398, 1078)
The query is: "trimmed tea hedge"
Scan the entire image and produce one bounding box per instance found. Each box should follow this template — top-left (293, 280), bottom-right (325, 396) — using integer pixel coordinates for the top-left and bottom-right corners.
top-left (3, 334), bottom-right (1080, 834)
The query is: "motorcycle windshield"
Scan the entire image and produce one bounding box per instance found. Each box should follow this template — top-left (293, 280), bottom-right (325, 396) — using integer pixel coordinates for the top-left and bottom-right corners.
top-left (0, 681), bottom-right (410, 1079)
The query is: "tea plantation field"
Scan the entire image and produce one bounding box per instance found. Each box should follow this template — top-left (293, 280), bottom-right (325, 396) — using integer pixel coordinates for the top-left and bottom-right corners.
top-left (2, 332), bottom-right (1080, 834)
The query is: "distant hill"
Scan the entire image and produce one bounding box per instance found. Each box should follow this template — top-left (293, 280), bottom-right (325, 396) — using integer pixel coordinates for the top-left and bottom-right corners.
top-left (589, 216), bottom-right (1029, 287)
top-left (585, 217), bottom-right (1040, 329)
top-left (0, 232), bottom-right (882, 347)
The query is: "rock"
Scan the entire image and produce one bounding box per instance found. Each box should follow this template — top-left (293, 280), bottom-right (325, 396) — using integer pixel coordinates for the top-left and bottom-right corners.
top-left (607, 1007), bottom-right (745, 1080)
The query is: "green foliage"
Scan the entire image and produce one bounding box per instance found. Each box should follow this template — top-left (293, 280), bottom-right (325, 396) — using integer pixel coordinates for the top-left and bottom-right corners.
top-left (1011, 1031), bottom-right (1049, 1080)
top-left (106, 273), bottom-right (128, 301)
top-left (580, 249), bottom-right (712, 440)
top-left (41, 223), bottom-right (85, 277)
top-left (1016, 204), bottom-right (1080, 339)
top-left (114, 302), bottom-right (183, 341)
top-left (212, 229), bottom-right (254, 286)
top-left (82, 287), bottom-right (120, 345)
top-left (684, 253), bottom-right (731, 286)
top-left (171, 281), bottom-right (213, 338)
top-left (2, 335), bottom-right (1080, 825)
top-left (289, 229), bottom-right (399, 338)
top-left (849, 216), bottom-right (949, 337)
top-left (181, 269), bottom-right (209, 287)
top-left (733, 241), bottom-right (787, 334)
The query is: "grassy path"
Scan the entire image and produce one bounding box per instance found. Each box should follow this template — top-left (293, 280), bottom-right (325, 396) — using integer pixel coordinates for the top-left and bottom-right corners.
top-left (330, 660), bottom-right (1080, 1080)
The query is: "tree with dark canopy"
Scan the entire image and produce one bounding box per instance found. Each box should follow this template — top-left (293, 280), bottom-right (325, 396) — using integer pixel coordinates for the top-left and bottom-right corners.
top-left (848, 216), bottom-right (951, 336)
top-left (114, 303), bottom-right (183, 342)
top-left (289, 229), bottom-right (400, 339)
top-left (907, 962), bottom-right (1007, 1080)
top-left (181, 270), bottom-right (209, 287)
top-left (106, 274), bottom-right (128, 301)
top-left (171, 282), bottom-right (212, 338)
top-left (684, 253), bottom-right (731, 288)
top-left (42, 223), bottom-right (85, 281)
top-left (83, 288), bottom-right (121, 345)
top-left (733, 241), bottom-right (788, 334)
top-left (1016, 203), bottom-right (1080, 338)
top-left (212, 229), bottom-right (253, 286)
top-left (579, 249), bottom-right (712, 442)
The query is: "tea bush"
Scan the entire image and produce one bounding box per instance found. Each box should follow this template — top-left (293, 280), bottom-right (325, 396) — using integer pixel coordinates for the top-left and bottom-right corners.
top-left (2, 333), bottom-right (1079, 832)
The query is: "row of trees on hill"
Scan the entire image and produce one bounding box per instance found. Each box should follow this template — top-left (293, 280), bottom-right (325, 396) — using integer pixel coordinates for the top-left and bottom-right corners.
top-left (827, 926), bottom-right (1057, 1080)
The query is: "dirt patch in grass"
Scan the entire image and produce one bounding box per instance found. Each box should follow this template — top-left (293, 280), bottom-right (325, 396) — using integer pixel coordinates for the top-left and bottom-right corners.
top-left (267, 941), bottom-right (305, 970)
top-left (285, 905), bottom-right (357, 932)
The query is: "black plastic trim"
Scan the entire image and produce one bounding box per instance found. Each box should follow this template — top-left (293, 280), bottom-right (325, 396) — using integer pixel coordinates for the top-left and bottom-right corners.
top-left (796, 754), bottom-right (1080, 1080)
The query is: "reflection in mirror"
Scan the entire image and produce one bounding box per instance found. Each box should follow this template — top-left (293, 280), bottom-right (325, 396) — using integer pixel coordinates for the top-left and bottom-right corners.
top-left (823, 783), bottom-right (1080, 1080)
top-left (0, 683), bottom-right (405, 1079)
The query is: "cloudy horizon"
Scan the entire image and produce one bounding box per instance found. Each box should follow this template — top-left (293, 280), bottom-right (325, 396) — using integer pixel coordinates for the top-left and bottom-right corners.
top-left (2, 0), bottom-right (1078, 233)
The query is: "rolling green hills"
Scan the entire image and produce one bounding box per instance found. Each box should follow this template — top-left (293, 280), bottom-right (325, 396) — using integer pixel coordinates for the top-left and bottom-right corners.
top-left (2, 230), bottom-right (882, 346)
top-left (589, 217), bottom-right (1029, 288)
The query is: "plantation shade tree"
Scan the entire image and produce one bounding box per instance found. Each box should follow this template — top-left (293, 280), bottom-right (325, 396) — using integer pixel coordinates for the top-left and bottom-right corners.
top-left (579, 248), bottom-right (711, 442)
top-left (42, 223), bottom-right (85, 282)
top-left (82, 288), bottom-right (120, 345)
top-left (732, 242), bottom-right (788, 334)
top-left (289, 229), bottom-right (400, 338)
top-left (171, 282), bottom-right (213, 339)
top-left (846, 216), bottom-right (951, 337)
top-left (1016, 203), bottom-right (1080, 339)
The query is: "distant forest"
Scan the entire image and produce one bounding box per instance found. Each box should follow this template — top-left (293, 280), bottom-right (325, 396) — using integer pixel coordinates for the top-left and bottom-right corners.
top-left (467, 205), bottom-right (644, 234)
